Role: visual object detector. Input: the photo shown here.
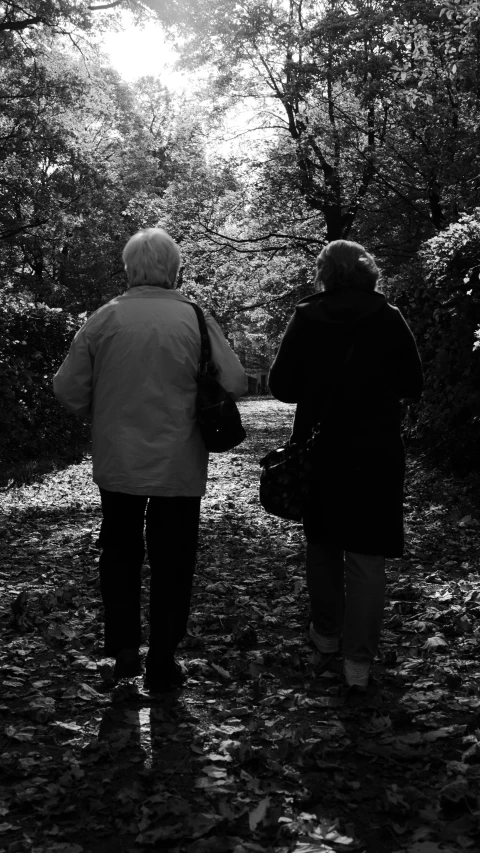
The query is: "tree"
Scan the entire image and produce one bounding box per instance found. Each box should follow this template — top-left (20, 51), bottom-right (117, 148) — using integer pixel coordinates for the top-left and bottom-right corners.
top-left (151, 0), bottom-right (480, 256)
top-left (383, 0), bottom-right (480, 230)
top-left (0, 35), bottom-right (158, 310)
top-left (0, 0), bottom-right (146, 35)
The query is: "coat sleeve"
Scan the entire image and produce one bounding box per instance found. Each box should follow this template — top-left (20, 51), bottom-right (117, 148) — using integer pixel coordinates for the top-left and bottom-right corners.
top-left (52, 323), bottom-right (94, 417)
top-left (268, 308), bottom-right (305, 403)
top-left (206, 316), bottom-right (248, 399)
top-left (389, 308), bottom-right (424, 400)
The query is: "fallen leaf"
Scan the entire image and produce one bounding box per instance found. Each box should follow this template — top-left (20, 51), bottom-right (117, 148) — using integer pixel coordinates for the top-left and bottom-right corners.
top-left (248, 796), bottom-right (270, 831)
top-left (211, 662), bottom-right (232, 679)
top-left (422, 635), bottom-right (448, 651)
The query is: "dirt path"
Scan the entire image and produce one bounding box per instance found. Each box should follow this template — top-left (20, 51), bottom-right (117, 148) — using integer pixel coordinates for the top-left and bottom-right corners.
top-left (1, 399), bottom-right (480, 853)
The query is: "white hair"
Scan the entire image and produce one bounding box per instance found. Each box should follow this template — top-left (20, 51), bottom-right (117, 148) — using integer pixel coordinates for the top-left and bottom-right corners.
top-left (122, 228), bottom-right (181, 288)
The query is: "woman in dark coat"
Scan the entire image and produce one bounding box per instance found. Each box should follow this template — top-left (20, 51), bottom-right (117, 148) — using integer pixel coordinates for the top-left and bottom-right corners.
top-left (269, 240), bottom-right (423, 690)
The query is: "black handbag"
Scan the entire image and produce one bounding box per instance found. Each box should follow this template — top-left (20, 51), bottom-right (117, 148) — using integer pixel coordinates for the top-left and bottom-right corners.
top-left (259, 343), bottom-right (355, 521)
top-left (190, 302), bottom-right (246, 453)
top-left (259, 431), bottom-right (320, 522)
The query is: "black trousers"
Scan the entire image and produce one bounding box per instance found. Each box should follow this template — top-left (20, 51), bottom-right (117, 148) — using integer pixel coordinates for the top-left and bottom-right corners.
top-left (98, 489), bottom-right (201, 674)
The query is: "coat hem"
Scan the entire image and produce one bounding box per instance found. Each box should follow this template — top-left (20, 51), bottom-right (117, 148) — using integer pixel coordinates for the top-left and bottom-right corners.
top-left (93, 479), bottom-right (206, 497)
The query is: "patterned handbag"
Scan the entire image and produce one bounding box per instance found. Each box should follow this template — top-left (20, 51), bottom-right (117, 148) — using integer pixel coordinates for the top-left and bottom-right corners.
top-left (259, 428), bottom-right (320, 522)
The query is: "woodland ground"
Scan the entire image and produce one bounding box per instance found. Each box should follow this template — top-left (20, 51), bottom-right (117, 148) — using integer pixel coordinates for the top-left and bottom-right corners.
top-left (1, 398), bottom-right (480, 853)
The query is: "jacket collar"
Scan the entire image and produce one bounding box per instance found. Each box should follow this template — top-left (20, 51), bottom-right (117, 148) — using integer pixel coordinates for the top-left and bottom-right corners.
top-left (122, 286), bottom-right (192, 302)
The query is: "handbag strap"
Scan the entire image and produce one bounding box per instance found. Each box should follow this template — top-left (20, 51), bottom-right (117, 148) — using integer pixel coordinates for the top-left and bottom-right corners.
top-left (189, 302), bottom-right (212, 375)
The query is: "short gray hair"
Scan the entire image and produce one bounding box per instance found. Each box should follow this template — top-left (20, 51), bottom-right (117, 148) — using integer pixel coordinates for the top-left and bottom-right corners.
top-left (316, 240), bottom-right (380, 292)
top-left (122, 227), bottom-right (181, 288)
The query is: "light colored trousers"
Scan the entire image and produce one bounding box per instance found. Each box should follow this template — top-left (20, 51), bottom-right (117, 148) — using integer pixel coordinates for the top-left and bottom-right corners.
top-left (306, 543), bottom-right (386, 663)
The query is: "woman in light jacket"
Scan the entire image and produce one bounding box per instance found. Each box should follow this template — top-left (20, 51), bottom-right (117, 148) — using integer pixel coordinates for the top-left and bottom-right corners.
top-left (54, 227), bottom-right (247, 691)
top-left (269, 240), bottom-right (423, 691)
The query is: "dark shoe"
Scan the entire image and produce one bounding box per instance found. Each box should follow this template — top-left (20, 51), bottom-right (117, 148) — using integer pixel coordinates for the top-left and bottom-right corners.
top-left (316, 651), bottom-right (344, 676)
top-left (144, 661), bottom-right (187, 692)
top-left (341, 680), bottom-right (382, 707)
top-left (347, 684), bottom-right (368, 696)
top-left (114, 648), bottom-right (142, 680)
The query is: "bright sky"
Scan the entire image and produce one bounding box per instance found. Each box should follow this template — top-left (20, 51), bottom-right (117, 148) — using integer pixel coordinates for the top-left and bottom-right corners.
top-left (101, 17), bottom-right (187, 91)
top-left (100, 15), bottom-right (273, 159)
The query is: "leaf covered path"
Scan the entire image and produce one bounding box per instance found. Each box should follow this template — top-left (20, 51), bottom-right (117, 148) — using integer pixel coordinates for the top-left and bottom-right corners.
top-left (1, 399), bottom-right (480, 853)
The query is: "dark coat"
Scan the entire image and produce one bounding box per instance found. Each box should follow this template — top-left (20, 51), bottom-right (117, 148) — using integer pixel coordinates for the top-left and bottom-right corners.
top-left (268, 289), bottom-right (423, 557)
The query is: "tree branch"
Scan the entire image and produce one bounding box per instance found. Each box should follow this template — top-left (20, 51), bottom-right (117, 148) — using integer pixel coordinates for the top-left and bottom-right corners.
top-left (223, 285), bottom-right (305, 318)
top-left (88, 0), bottom-right (123, 9)
top-left (0, 17), bottom-right (43, 31)
top-left (198, 221), bottom-right (323, 247)
top-left (1, 221), bottom-right (48, 240)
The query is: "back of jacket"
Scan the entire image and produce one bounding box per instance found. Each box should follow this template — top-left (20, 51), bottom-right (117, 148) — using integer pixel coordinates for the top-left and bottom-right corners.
top-left (53, 286), bottom-right (247, 496)
top-left (269, 289), bottom-right (423, 445)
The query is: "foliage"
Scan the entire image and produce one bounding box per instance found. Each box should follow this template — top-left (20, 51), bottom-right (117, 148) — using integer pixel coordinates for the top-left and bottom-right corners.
top-left (385, 209), bottom-right (480, 468)
top-left (0, 34), bottom-right (163, 313)
top-left (0, 291), bottom-right (88, 485)
top-left (152, 0), bottom-right (480, 254)
top-left (0, 0), bottom-right (147, 35)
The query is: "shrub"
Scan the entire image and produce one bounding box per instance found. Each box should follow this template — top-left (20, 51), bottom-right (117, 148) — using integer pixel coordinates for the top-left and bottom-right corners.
top-left (0, 291), bottom-right (89, 486)
top-left (385, 210), bottom-right (480, 470)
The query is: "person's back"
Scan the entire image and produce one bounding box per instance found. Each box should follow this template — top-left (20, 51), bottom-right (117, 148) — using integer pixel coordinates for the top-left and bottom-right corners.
top-left (86, 287), bottom-right (210, 496)
top-left (54, 227), bottom-right (247, 691)
top-left (270, 285), bottom-right (422, 444)
top-left (269, 239), bottom-right (423, 691)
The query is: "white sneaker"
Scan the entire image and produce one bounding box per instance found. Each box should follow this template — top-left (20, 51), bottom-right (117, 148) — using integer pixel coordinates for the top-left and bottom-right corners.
top-left (309, 623), bottom-right (339, 654)
top-left (344, 658), bottom-right (370, 688)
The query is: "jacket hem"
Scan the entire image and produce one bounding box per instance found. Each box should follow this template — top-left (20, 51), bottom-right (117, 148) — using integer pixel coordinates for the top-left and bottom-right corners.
top-left (93, 480), bottom-right (206, 497)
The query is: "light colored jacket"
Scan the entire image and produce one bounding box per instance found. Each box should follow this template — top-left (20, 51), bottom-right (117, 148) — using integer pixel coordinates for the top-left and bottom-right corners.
top-left (53, 286), bottom-right (248, 496)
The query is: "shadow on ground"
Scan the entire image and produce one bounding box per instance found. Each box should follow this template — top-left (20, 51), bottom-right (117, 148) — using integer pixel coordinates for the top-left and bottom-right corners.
top-left (1, 399), bottom-right (480, 852)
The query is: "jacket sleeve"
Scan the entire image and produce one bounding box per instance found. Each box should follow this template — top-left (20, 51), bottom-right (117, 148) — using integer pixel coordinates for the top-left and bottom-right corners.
top-left (206, 316), bottom-right (248, 399)
top-left (52, 323), bottom-right (94, 417)
top-left (268, 308), bottom-right (305, 403)
top-left (389, 308), bottom-right (423, 400)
